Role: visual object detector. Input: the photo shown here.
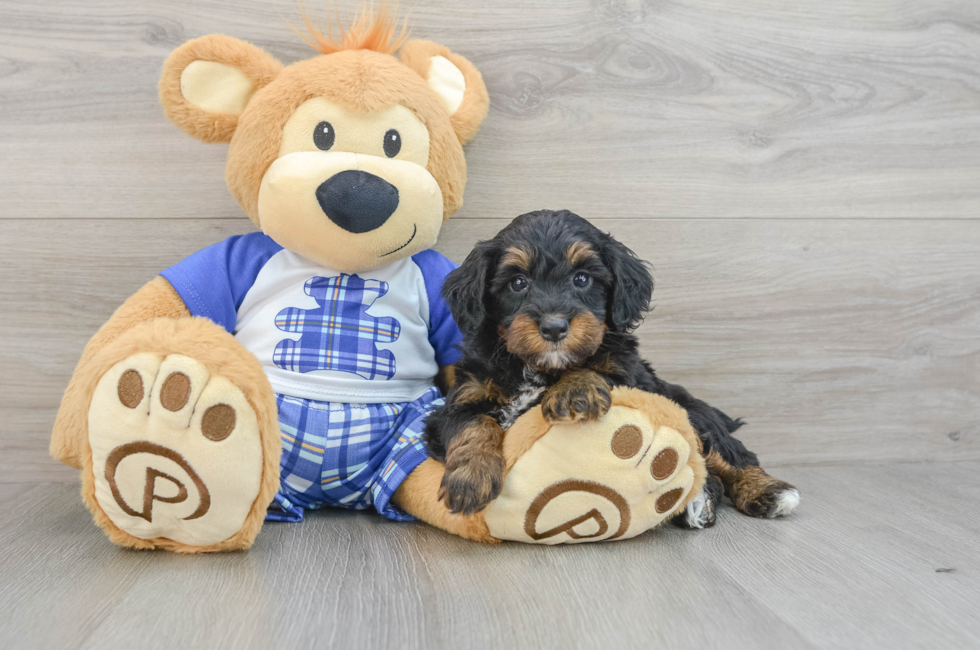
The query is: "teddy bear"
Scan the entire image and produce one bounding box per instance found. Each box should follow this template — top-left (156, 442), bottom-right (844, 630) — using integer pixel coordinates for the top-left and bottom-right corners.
top-left (49, 7), bottom-right (706, 551)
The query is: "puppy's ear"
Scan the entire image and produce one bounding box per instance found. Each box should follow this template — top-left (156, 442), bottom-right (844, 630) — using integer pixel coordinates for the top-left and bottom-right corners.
top-left (159, 35), bottom-right (282, 143)
top-left (443, 242), bottom-right (495, 336)
top-left (601, 235), bottom-right (653, 332)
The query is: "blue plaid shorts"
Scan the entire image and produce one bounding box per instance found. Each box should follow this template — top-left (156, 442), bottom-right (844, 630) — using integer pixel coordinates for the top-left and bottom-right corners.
top-left (265, 387), bottom-right (442, 523)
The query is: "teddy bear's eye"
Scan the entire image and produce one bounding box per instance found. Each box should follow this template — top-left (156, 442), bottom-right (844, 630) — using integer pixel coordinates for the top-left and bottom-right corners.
top-left (383, 129), bottom-right (401, 157)
top-left (314, 121), bottom-right (335, 151)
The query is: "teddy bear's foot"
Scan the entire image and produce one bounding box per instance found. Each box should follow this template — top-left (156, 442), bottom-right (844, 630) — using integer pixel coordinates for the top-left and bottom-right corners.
top-left (482, 388), bottom-right (708, 544)
top-left (87, 353), bottom-right (266, 551)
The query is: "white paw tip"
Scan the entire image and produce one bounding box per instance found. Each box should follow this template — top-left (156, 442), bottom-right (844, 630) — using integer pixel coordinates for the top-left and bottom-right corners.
top-left (772, 488), bottom-right (800, 517)
top-left (684, 493), bottom-right (709, 529)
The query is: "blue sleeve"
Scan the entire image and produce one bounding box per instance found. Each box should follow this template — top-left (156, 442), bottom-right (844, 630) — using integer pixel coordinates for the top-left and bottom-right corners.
top-left (160, 233), bottom-right (283, 333)
top-left (412, 249), bottom-right (463, 366)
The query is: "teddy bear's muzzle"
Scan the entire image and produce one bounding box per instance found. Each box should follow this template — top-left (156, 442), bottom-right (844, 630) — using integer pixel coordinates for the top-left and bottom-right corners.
top-left (257, 151), bottom-right (444, 272)
top-left (316, 170), bottom-right (400, 234)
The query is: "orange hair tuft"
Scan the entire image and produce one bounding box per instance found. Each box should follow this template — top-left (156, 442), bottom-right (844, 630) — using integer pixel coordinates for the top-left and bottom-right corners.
top-left (291, 2), bottom-right (410, 56)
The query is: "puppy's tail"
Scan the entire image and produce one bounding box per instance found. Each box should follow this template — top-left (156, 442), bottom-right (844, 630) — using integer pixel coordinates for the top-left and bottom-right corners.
top-left (712, 407), bottom-right (745, 434)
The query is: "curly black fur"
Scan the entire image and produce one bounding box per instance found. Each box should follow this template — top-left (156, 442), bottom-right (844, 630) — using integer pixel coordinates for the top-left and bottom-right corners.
top-left (425, 209), bottom-right (797, 518)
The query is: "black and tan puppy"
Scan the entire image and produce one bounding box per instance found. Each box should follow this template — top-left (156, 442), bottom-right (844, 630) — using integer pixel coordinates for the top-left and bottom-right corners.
top-left (424, 209), bottom-right (800, 527)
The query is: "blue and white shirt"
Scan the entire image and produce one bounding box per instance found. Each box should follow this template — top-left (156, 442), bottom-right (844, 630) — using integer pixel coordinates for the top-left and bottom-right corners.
top-left (161, 233), bottom-right (462, 404)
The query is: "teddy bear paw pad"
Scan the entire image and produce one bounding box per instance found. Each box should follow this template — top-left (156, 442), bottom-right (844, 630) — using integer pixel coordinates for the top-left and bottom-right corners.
top-left (87, 354), bottom-right (263, 546)
top-left (484, 404), bottom-right (699, 544)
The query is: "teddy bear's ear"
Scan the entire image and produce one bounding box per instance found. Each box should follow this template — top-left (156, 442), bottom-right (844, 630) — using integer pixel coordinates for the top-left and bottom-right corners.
top-left (159, 35), bottom-right (283, 144)
top-left (400, 40), bottom-right (489, 144)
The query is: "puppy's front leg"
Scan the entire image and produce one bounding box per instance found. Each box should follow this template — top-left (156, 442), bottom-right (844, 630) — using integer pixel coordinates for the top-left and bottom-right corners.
top-left (439, 415), bottom-right (505, 515)
top-left (425, 375), bottom-right (507, 514)
top-left (540, 369), bottom-right (612, 424)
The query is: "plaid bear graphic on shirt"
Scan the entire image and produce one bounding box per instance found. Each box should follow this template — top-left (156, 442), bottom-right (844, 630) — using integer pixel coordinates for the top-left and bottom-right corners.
top-left (273, 274), bottom-right (401, 380)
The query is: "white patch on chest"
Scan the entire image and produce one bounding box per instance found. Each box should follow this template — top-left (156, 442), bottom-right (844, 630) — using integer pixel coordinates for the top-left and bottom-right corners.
top-left (496, 366), bottom-right (548, 430)
top-left (497, 384), bottom-right (545, 430)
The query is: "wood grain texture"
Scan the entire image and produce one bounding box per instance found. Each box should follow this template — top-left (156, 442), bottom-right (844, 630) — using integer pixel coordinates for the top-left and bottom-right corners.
top-left (2, 2), bottom-right (978, 648)
top-left (2, 217), bottom-right (977, 482)
top-left (1, 463), bottom-right (978, 650)
top-left (2, 0), bottom-right (980, 220)
top-left (0, 4), bottom-right (978, 472)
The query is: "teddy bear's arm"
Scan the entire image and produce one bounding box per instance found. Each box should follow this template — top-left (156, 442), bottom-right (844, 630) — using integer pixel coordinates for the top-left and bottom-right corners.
top-left (50, 276), bottom-right (190, 469)
top-left (391, 458), bottom-right (497, 543)
top-left (435, 364), bottom-right (455, 395)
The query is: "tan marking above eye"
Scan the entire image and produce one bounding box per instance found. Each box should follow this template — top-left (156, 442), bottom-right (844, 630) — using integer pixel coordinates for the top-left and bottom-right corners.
top-left (278, 97), bottom-right (430, 166)
top-left (117, 370), bottom-right (144, 409)
top-left (567, 241), bottom-right (596, 265)
top-left (500, 246), bottom-right (532, 271)
top-left (611, 424), bottom-right (643, 459)
top-left (651, 448), bottom-right (679, 480)
top-left (159, 372), bottom-right (191, 412)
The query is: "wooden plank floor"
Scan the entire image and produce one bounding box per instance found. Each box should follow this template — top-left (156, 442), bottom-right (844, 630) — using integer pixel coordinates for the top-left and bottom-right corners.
top-left (1, 1), bottom-right (979, 648)
top-left (1, 462), bottom-right (977, 650)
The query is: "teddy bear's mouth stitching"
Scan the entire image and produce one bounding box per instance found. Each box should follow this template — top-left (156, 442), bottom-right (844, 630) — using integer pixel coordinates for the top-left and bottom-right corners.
top-left (379, 223), bottom-right (417, 257)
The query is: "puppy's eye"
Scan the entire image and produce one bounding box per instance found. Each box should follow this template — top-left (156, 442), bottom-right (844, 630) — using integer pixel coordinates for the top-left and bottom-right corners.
top-left (383, 129), bottom-right (401, 157)
top-left (573, 272), bottom-right (591, 288)
top-left (314, 121), bottom-right (335, 151)
top-left (509, 276), bottom-right (530, 293)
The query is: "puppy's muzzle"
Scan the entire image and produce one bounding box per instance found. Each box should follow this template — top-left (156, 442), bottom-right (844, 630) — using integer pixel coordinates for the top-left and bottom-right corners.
top-left (316, 170), bottom-right (400, 234)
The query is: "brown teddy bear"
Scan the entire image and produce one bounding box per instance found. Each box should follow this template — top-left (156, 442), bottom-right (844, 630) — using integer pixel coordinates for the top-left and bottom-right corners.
top-left (49, 7), bottom-right (705, 551)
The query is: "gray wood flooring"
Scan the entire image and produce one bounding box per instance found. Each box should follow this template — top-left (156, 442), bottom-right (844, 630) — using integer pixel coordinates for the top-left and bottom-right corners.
top-left (1, 1), bottom-right (978, 648)
top-left (1, 463), bottom-right (978, 650)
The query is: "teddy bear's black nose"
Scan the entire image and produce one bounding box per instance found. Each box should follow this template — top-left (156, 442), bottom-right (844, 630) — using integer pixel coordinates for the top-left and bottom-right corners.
top-left (316, 170), bottom-right (400, 233)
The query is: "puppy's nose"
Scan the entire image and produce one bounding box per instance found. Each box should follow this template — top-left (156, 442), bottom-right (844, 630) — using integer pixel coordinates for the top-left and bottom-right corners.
top-left (316, 170), bottom-right (400, 233)
top-left (539, 316), bottom-right (569, 342)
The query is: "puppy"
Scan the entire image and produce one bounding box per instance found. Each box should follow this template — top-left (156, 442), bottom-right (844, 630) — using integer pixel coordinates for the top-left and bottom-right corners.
top-left (424, 209), bottom-right (800, 527)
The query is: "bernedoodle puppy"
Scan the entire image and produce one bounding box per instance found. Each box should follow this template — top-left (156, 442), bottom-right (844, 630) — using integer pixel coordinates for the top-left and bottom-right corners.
top-left (424, 209), bottom-right (800, 527)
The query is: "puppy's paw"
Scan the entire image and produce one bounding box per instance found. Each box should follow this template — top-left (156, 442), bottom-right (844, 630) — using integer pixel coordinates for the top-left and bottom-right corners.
top-left (673, 474), bottom-right (723, 530)
top-left (541, 372), bottom-right (612, 424)
top-left (736, 479), bottom-right (801, 518)
top-left (439, 453), bottom-right (505, 515)
top-left (706, 452), bottom-right (801, 519)
top-left (439, 415), bottom-right (505, 515)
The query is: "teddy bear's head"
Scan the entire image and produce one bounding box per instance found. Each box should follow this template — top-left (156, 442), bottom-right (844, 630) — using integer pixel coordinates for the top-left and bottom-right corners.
top-left (159, 8), bottom-right (488, 272)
